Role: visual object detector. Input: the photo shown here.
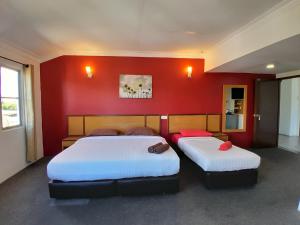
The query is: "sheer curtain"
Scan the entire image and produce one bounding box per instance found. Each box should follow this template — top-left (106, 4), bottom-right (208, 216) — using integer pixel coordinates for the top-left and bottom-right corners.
top-left (23, 65), bottom-right (37, 162)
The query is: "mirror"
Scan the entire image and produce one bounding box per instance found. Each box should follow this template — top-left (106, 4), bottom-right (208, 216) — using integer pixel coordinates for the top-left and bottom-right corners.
top-left (222, 85), bottom-right (247, 132)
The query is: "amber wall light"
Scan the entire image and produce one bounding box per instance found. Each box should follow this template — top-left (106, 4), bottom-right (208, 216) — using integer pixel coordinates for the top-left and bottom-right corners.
top-left (85, 66), bottom-right (93, 78)
top-left (187, 66), bottom-right (193, 78)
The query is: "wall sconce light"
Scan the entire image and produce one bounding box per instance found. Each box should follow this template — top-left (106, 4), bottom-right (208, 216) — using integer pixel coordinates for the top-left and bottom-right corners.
top-left (85, 66), bottom-right (93, 78)
top-left (187, 66), bottom-right (193, 78)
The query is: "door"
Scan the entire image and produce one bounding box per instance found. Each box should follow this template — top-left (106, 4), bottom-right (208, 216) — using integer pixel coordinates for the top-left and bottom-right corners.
top-left (253, 79), bottom-right (280, 148)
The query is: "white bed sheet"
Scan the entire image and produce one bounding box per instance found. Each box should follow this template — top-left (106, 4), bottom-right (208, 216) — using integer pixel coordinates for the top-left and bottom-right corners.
top-left (47, 136), bottom-right (179, 181)
top-left (178, 137), bottom-right (260, 172)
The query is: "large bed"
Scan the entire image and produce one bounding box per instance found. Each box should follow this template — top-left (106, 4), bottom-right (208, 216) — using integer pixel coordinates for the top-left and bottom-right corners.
top-left (169, 114), bottom-right (261, 189)
top-left (48, 115), bottom-right (180, 198)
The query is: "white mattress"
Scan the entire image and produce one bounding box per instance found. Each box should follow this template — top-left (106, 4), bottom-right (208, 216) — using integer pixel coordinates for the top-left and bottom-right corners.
top-left (178, 137), bottom-right (260, 172)
top-left (47, 136), bottom-right (180, 182)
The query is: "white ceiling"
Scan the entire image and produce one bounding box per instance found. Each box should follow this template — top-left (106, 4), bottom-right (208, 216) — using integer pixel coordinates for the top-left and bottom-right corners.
top-left (209, 34), bottom-right (300, 74)
top-left (0, 0), bottom-right (284, 61)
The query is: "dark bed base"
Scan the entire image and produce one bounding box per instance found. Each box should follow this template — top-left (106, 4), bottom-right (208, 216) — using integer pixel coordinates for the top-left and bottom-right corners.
top-left (180, 154), bottom-right (258, 189)
top-left (199, 167), bottom-right (258, 189)
top-left (49, 174), bottom-right (179, 199)
top-left (172, 140), bottom-right (259, 189)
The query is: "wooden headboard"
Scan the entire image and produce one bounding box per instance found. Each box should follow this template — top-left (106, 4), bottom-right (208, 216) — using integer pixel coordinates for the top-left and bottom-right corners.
top-left (67, 115), bottom-right (161, 136)
top-left (168, 114), bottom-right (221, 133)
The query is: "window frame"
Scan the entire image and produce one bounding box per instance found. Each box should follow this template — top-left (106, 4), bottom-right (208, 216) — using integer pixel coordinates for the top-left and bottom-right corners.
top-left (0, 62), bottom-right (23, 130)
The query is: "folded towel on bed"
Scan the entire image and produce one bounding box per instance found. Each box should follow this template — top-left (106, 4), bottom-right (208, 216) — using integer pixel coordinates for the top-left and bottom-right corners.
top-left (219, 141), bottom-right (232, 151)
top-left (153, 144), bottom-right (170, 154)
top-left (148, 143), bottom-right (170, 154)
top-left (148, 142), bottom-right (163, 153)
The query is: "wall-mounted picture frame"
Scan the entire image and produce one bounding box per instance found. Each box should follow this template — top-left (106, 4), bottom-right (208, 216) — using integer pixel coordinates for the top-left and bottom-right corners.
top-left (119, 74), bottom-right (152, 98)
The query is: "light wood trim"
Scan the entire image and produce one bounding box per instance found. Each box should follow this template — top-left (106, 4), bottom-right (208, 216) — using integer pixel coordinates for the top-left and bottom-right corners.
top-left (207, 115), bottom-right (221, 132)
top-left (62, 140), bottom-right (76, 148)
top-left (168, 115), bottom-right (207, 133)
top-left (222, 85), bottom-right (247, 133)
top-left (68, 116), bottom-right (84, 136)
top-left (63, 136), bottom-right (83, 141)
top-left (146, 115), bottom-right (160, 133)
top-left (62, 136), bottom-right (82, 150)
top-left (84, 115), bottom-right (145, 134)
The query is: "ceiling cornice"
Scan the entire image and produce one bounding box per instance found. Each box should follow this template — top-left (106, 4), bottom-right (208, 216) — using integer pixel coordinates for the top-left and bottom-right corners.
top-left (209, 0), bottom-right (295, 51)
top-left (41, 49), bottom-right (206, 62)
top-left (205, 0), bottom-right (300, 72)
top-left (276, 69), bottom-right (300, 78)
top-left (0, 38), bottom-right (41, 63)
top-left (0, 38), bottom-right (206, 63)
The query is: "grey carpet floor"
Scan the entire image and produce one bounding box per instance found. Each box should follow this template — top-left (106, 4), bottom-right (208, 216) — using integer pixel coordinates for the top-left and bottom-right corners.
top-left (1, 148), bottom-right (300, 225)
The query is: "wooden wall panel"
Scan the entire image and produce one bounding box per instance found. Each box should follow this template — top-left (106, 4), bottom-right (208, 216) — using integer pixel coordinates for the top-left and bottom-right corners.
top-left (68, 116), bottom-right (84, 136)
top-left (84, 116), bottom-right (145, 134)
top-left (207, 115), bottom-right (221, 132)
top-left (168, 115), bottom-right (207, 133)
top-left (146, 115), bottom-right (160, 133)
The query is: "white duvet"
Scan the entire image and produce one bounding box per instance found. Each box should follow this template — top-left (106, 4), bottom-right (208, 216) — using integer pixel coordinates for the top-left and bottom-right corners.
top-left (178, 137), bottom-right (260, 172)
top-left (47, 136), bottom-right (180, 182)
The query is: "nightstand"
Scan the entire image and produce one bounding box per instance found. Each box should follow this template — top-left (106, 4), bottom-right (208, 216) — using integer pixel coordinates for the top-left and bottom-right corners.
top-left (212, 133), bottom-right (229, 142)
top-left (62, 136), bottom-right (83, 150)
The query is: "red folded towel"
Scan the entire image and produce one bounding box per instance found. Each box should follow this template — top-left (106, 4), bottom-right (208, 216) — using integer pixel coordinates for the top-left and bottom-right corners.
top-left (219, 141), bottom-right (232, 151)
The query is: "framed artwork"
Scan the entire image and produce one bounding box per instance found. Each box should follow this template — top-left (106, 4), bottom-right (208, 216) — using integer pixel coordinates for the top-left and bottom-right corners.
top-left (119, 74), bottom-right (152, 98)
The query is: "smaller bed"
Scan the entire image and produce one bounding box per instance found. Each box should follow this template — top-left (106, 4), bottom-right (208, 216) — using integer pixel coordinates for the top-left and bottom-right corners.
top-left (173, 135), bottom-right (261, 189)
top-left (168, 114), bottom-right (261, 189)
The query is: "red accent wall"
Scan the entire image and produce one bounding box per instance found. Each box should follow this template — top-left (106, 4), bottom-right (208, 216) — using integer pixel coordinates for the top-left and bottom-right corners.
top-left (41, 56), bottom-right (274, 156)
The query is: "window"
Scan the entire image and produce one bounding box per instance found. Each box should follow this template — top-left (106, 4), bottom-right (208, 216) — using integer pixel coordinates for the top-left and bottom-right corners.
top-left (0, 66), bottom-right (21, 129)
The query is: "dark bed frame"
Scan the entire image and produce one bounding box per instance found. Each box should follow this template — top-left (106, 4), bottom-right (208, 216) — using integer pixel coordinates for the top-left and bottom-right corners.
top-left (198, 167), bottom-right (258, 189)
top-left (49, 174), bottom-right (179, 199)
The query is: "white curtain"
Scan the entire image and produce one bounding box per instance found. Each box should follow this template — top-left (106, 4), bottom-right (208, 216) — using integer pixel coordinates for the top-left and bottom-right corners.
top-left (23, 65), bottom-right (37, 162)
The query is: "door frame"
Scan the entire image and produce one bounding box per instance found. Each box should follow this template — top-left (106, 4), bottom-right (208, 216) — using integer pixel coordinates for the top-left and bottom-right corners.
top-left (276, 74), bottom-right (300, 147)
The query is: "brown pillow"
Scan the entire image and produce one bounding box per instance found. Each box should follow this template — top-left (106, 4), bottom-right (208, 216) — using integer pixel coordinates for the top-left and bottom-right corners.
top-left (88, 128), bottom-right (119, 136)
top-left (124, 127), bottom-right (158, 136)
